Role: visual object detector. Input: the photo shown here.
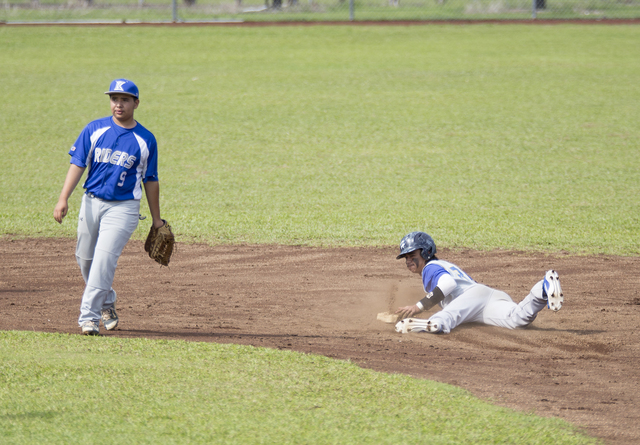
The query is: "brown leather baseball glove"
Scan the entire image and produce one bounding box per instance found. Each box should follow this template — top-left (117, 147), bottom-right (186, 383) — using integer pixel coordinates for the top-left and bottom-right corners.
top-left (144, 220), bottom-right (175, 266)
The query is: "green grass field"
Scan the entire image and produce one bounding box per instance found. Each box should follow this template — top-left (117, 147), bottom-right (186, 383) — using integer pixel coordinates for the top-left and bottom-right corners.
top-left (1, 24), bottom-right (637, 443)
top-left (1, 25), bottom-right (638, 254)
top-left (0, 331), bottom-right (599, 444)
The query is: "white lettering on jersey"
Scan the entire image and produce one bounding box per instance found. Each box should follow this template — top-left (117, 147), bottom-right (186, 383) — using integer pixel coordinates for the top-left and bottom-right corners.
top-left (100, 149), bottom-right (112, 163)
top-left (94, 148), bottom-right (136, 169)
top-left (109, 151), bottom-right (122, 165)
top-left (124, 155), bottom-right (137, 169)
top-left (116, 152), bottom-right (127, 166)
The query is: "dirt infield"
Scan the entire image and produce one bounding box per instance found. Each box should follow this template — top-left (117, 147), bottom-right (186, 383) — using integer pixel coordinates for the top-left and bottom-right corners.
top-left (2, 238), bottom-right (639, 444)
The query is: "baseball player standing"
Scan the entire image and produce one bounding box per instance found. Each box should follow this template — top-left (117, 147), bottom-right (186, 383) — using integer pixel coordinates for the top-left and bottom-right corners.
top-left (53, 79), bottom-right (165, 335)
top-left (393, 232), bottom-right (564, 334)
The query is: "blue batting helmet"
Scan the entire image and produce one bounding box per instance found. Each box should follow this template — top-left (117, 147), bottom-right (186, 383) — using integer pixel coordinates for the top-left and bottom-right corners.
top-left (396, 231), bottom-right (437, 261)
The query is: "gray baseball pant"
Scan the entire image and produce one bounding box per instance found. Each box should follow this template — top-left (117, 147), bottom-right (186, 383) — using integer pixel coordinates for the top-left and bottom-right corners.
top-left (429, 282), bottom-right (547, 334)
top-left (76, 193), bottom-right (140, 326)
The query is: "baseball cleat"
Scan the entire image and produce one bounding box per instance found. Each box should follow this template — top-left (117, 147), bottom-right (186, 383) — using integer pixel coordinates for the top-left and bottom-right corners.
top-left (101, 307), bottom-right (119, 331)
top-left (81, 321), bottom-right (100, 336)
top-left (543, 270), bottom-right (564, 312)
top-left (426, 320), bottom-right (441, 333)
top-left (395, 318), bottom-right (441, 334)
top-left (395, 318), bottom-right (411, 333)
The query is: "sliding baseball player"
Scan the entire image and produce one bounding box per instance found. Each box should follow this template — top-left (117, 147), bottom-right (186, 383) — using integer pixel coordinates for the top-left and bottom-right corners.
top-left (394, 231), bottom-right (564, 334)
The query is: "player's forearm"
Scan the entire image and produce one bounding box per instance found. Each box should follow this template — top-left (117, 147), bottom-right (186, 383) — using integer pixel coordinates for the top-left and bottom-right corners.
top-left (143, 180), bottom-right (163, 228)
top-left (417, 286), bottom-right (446, 311)
top-left (58, 164), bottom-right (85, 201)
top-left (54, 164), bottom-right (85, 223)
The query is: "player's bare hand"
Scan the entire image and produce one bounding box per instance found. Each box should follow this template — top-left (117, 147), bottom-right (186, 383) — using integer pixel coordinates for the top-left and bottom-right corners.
top-left (53, 200), bottom-right (68, 224)
top-left (395, 305), bottom-right (422, 319)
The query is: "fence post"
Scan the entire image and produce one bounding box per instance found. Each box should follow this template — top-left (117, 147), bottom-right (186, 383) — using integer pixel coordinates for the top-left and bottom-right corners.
top-left (172, 0), bottom-right (178, 22)
top-left (531, 0), bottom-right (536, 19)
top-left (349, 0), bottom-right (354, 21)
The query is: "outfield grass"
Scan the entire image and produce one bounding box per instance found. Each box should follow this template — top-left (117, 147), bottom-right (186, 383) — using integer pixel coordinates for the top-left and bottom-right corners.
top-left (1, 25), bottom-right (638, 255)
top-left (0, 331), bottom-right (599, 444)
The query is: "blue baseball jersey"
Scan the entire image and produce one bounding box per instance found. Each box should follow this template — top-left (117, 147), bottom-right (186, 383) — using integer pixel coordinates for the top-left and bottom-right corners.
top-left (69, 116), bottom-right (158, 201)
top-left (422, 260), bottom-right (476, 299)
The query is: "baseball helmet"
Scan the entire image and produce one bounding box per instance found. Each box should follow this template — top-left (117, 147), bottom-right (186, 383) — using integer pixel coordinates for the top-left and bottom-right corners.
top-left (396, 231), bottom-right (437, 261)
top-left (105, 79), bottom-right (139, 99)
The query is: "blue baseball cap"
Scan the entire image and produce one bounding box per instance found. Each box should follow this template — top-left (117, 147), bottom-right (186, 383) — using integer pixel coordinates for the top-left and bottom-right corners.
top-left (105, 79), bottom-right (139, 99)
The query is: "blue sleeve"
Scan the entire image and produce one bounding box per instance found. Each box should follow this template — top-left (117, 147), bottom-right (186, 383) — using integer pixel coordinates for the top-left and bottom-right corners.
top-left (422, 264), bottom-right (451, 293)
top-left (143, 137), bottom-right (159, 183)
top-left (69, 126), bottom-right (92, 167)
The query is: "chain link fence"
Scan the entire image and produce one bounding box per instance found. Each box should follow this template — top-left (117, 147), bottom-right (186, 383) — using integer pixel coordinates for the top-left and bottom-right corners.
top-left (3, 0), bottom-right (640, 22)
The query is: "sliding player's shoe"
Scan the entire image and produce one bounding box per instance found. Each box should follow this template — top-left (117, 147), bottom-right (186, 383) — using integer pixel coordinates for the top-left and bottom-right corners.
top-left (395, 318), bottom-right (441, 334)
top-left (543, 270), bottom-right (564, 312)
